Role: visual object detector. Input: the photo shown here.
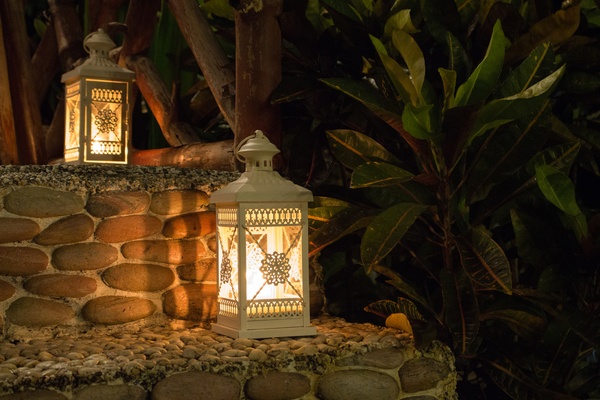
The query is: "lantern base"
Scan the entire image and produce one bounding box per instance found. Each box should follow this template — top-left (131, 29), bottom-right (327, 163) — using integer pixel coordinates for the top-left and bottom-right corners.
top-left (211, 323), bottom-right (317, 339)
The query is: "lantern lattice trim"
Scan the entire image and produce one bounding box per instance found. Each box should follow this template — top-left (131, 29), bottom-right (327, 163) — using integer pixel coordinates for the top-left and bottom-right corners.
top-left (210, 131), bottom-right (317, 339)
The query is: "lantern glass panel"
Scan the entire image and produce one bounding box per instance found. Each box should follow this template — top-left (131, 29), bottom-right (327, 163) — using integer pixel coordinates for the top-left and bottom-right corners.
top-left (86, 79), bottom-right (129, 162)
top-left (64, 82), bottom-right (81, 163)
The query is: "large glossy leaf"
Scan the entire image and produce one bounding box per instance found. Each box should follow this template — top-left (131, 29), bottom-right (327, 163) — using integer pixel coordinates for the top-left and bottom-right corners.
top-left (535, 164), bottom-right (582, 216)
top-left (514, 289), bottom-right (600, 350)
top-left (320, 77), bottom-right (402, 115)
top-left (483, 357), bottom-right (537, 400)
top-left (321, 78), bottom-right (430, 157)
top-left (365, 297), bottom-right (424, 320)
top-left (351, 161), bottom-right (414, 188)
top-left (481, 308), bottom-right (547, 342)
top-left (440, 268), bottom-right (480, 355)
top-left (533, 320), bottom-right (580, 388)
top-left (468, 104), bottom-right (552, 202)
top-left (510, 209), bottom-right (561, 270)
top-left (469, 65), bottom-right (565, 140)
top-left (383, 9), bottom-right (418, 37)
top-left (360, 203), bottom-right (428, 271)
top-left (438, 68), bottom-right (456, 114)
top-left (309, 206), bottom-right (376, 256)
top-left (495, 43), bottom-right (556, 99)
top-left (373, 265), bottom-right (434, 314)
top-left (320, 0), bottom-right (363, 22)
top-left (402, 103), bottom-right (437, 139)
top-left (473, 142), bottom-right (581, 224)
top-left (392, 29), bottom-right (425, 102)
top-left (420, 0), bottom-right (468, 76)
top-left (506, 4), bottom-right (580, 64)
top-left (326, 129), bottom-right (401, 170)
top-left (374, 41), bottom-right (419, 105)
top-left (457, 227), bottom-right (512, 294)
top-left (454, 20), bottom-right (506, 107)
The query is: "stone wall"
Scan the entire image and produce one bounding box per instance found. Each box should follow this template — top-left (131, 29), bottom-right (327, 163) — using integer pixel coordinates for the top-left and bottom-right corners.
top-left (0, 165), bottom-right (457, 399)
top-left (0, 317), bottom-right (457, 400)
top-left (0, 165), bottom-right (242, 340)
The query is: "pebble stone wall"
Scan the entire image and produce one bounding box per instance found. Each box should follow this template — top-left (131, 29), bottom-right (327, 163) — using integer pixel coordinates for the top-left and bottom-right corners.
top-left (0, 165), bottom-right (457, 399)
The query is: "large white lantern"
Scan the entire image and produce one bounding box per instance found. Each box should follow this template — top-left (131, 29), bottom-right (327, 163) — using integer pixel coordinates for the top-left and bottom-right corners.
top-left (210, 131), bottom-right (317, 339)
top-left (61, 29), bottom-right (134, 164)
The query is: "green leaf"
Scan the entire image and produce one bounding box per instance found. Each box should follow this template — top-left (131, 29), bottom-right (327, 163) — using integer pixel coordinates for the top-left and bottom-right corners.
top-left (364, 299), bottom-right (403, 318)
top-left (320, 77), bottom-right (403, 115)
top-left (506, 5), bottom-right (580, 64)
top-left (373, 265), bottom-right (434, 314)
top-left (470, 65), bottom-right (565, 139)
top-left (454, 20), bottom-right (506, 107)
top-left (468, 104), bottom-right (552, 202)
top-left (360, 203), bottom-right (428, 271)
top-left (482, 357), bottom-right (549, 400)
top-left (392, 29), bottom-right (425, 102)
top-left (402, 103), bottom-right (437, 139)
top-left (383, 9), bottom-right (418, 37)
top-left (457, 227), bottom-right (513, 294)
top-left (534, 320), bottom-right (581, 388)
top-left (535, 164), bottom-right (582, 216)
top-left (481, 308), bottom-right (547, 342)
top-left (373, 36), bottom-right (419, 105)
top-left (421, 0), bottom-right (468, 75)
top-left (309, 207), bottom-right (375, 256)
top-left (365, 298), bottom-right (424, 320)
top-left (440, 268), bottom-right (480, 355)
top-left (351, 162), bottom-right (414, 188)
top-left (438, 68), bottom-right (456, 113)
top-left (495, 43), bottom-right (556, 99)
top-left (320, 0), bottom-right (363, 22)
top-left (326, 129), bottom-right (401, 170)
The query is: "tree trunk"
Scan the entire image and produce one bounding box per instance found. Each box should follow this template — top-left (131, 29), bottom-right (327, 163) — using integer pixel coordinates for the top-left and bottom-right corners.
top-left (118, 0), bottom-right (161, 65)
top-left (0, 13), bottom-right (19, 164)
top-left (131, 140), bottom-right (235, 170)
top-left (48, 0), bottom-right (86, 71)
top-left (167, 0), bottom-right (236, 131)
top-left (0, 0), bottom-right (46, 164)
top-left (126, 54), bottom-right (199, 146)
top-left (233, 0), bottom-right (283, 167)
top-left (31, 20), bottom-right (60, 104)
top-left (88, 0), bottom-right (127, 32)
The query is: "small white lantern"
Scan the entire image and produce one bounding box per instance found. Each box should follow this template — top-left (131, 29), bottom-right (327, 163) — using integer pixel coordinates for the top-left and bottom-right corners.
top-left (61, 29), bottom-right (135, 164)
top-left (210, 130), bottom-right (317, 338)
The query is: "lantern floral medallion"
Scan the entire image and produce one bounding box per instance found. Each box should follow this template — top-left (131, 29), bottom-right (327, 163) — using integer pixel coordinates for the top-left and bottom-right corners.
top-left (61, 29), bottom-right (134, 164)
top-left (210, 131), bottom-right (317, 339)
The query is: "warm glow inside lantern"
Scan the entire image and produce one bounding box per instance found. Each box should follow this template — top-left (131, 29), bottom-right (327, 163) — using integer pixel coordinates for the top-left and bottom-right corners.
top-left (61, 29), bottom-right (134, 164)
top-left (210, 131), bottom-right (317, 339)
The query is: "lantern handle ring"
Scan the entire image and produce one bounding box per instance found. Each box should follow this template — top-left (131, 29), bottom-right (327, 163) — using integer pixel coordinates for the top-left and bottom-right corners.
top-left (234, 131), bottom-right (259, 164)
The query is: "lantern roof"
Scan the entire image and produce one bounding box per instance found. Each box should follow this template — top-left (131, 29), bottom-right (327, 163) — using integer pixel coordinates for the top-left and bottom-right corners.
top-left (210, 131), bottom-right (313, 203)
top-left (61, 29), bottom-right (135, 83)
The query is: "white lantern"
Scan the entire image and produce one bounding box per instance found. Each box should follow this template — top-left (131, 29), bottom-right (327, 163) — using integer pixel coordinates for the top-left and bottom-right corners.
top-left (61, 29), bottom-right (134, 164)
top-left (210, 130), bottom-right (317, 338)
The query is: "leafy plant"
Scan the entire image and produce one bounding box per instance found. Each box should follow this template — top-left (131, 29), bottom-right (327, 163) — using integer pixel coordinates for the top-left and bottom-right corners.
top-left (305, 0), bottom-right (600, 398)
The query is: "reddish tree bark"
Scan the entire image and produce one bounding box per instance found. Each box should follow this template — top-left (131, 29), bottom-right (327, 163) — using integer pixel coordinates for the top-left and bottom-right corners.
top-left (233, 0), bottom-right (283, 166)
top-left (48, 0), bottom-right (86, 71)
top-left (0, 0), bottom-right (46, 164)
top-left (118, 0), bottom-right (161, 65)
top-left (31, 20), bottom-right (60, 104)
top-left (0, 14), bottom-right (19, 164)
top-left (167, 0), bottom-right (236, 131)
top-left (126, 55), bottom-right (199, 146)
top-left (88, 0), bottom-right (127, 32)
top-left (131, 140), bottom-right (235, 170)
